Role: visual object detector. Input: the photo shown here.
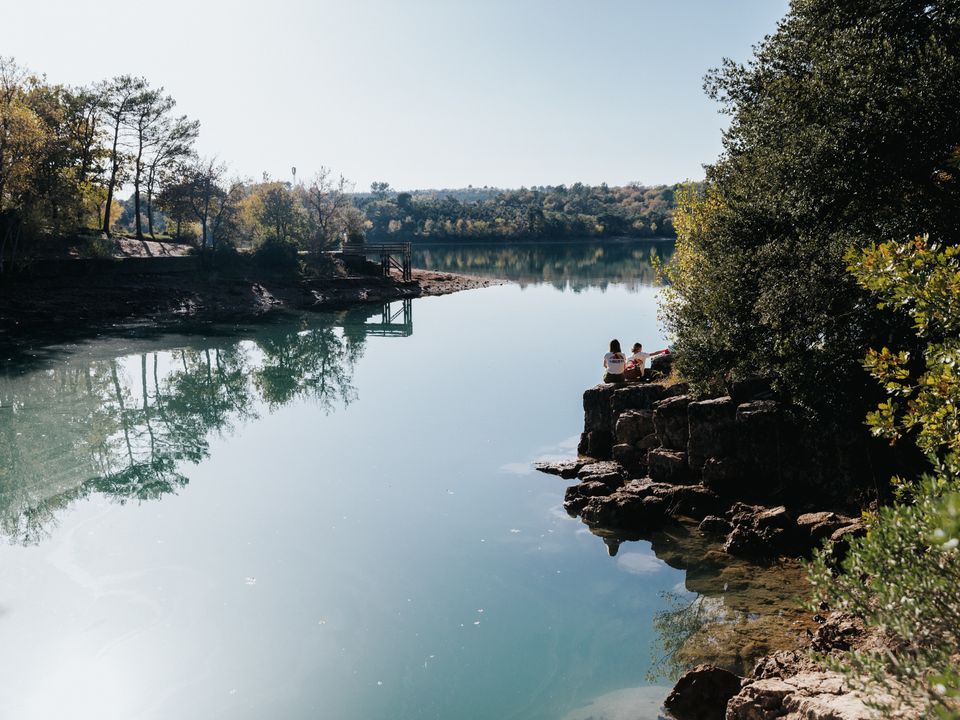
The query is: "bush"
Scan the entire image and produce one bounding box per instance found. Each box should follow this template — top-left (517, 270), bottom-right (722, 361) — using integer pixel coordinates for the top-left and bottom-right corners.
top-left (810, 237), bottom-right (960, 718)
top-left (253, 238), bottom-right (298, 273)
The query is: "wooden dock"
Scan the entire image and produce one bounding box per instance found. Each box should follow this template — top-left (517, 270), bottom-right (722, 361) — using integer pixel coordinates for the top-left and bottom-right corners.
top-left (342, 241), bottom-right (412, 281)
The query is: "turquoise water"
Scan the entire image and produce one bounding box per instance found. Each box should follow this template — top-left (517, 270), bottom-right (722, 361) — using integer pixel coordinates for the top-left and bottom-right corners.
top-left (0, 242), bottom-right (684, 720)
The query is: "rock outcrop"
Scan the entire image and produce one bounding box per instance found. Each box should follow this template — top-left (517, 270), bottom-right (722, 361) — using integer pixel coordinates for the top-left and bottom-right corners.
top-left (537, 380), bottom-right (873, 561)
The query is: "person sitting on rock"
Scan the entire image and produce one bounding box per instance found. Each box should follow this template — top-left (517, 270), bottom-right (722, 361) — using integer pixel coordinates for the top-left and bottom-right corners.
top-left (625, 342), bottom-right (669, 381)
top-left (603, 339), bottom-right (627, 384)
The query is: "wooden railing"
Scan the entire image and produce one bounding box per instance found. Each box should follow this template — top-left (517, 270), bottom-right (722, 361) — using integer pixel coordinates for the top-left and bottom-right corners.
top-left (342, 241), bottom-right (412, 281)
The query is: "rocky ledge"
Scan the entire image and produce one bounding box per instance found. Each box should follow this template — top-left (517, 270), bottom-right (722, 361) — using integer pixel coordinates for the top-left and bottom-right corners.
top-left (537, 379), bottom-right (868, 561)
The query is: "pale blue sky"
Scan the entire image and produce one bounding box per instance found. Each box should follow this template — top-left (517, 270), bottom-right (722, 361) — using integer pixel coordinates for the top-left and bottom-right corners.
top-left (8, 0), bottom-right (788, 190)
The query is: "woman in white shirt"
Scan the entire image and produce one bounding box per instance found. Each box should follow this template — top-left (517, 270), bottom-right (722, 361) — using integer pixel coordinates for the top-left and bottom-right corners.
top-left (602, 339), bottom-right (627, 384)
top-left (626, 342), bottom-right (668, 380)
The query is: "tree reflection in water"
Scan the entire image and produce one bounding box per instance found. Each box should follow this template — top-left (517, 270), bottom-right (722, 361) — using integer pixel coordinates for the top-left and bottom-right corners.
top-left (412, 239), bottom-right (674, 291)
top-left (0, 303), bottom-right (402, 544)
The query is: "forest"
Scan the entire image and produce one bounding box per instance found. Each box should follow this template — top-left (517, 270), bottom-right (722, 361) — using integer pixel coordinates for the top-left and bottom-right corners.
top-left (0, 55), bottom-right (679, 271)
top-left (357, 182), bottom-right (680, 242)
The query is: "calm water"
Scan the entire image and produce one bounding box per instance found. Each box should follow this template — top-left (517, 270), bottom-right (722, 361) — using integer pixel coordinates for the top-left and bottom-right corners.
top-left (0, 240), bottom-right (703, 720)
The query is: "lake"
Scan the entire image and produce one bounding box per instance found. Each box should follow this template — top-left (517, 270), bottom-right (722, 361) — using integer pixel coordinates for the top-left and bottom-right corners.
top-left (0, 240), bottom-right (802, 720)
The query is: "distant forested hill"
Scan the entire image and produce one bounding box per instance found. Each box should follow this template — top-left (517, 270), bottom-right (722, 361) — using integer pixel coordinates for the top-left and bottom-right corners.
top-left (355, 183), bottom-right (684, 242)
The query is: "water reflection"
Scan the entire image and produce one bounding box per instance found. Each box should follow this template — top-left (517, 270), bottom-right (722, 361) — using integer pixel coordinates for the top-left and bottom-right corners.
top-left (411, 239), bottom-right (673, 290)
top-left (0, 300), bottom-right (413, 545)
top-left (588, 523), bottom-right (812, 680)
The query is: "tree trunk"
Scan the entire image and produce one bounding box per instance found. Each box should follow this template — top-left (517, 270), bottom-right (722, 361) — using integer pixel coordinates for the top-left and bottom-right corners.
top-left (134, 136), bottom-right (144, 240)
top-left (103, 116), bottom-right (122, 235)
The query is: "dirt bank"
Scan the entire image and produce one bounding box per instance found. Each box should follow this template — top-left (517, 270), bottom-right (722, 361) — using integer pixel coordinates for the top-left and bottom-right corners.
top-left (0, 259), bottom-right (500, 360)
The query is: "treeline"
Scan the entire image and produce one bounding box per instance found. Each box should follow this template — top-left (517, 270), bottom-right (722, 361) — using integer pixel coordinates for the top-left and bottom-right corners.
top-left (357, 182), bottom-right (680, 242)
top-left (662, 2), bottom-right (960, 714)
top-left (0, 57), bottom-right (361, 268)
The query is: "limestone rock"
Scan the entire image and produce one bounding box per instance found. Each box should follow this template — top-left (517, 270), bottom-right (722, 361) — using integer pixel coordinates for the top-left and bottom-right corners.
top-left (654, 394), bottom-right (691, 450)
top-left (726, 671), bottom-right (880, 720)
top-left (611, 384), bottom-right (666, 414)
top-left (658, 484), bottom-right (725, 520)
top-left (533, 459), bottom-right (585, 479)
top-left (578, 489), bottom-right (668, 531)
top-left (699, 515), bottom-right (734, 536)
top-left (648, 447), bottom-right (692, 484)
top-left (577, 461), bottom-right (625, 486)
top-left (612, 443), bottom-right (645, 473)
top-left (664, 664), bottom-right (742, 720)
top-left (615, 409), bottom-right (655, 445)
top-left (638, 432), bottom-right (661, 450)
top-left (723, 504), bottom-right (800, 557)
top-left (796, 511), bottom-right (855, 545)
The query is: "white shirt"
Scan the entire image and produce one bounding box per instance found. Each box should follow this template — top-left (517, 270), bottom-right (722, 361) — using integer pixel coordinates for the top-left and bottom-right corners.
top-left (604, 352), bottom-right (626, 374)
top-left (630, 351), bottom-right (651, 367)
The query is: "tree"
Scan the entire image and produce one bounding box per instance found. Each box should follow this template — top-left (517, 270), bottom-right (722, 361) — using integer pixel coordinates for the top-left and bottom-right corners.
top-left (183, 158), bottom-right (240, 252)
top-left (370, 180), bottom-right (391, 199)
top-left (661, 1), bottom-right (960, 419)
top-left (98, 75), bottom-right (147, 235)
top-left (126, 85), bottom-right (176, 240)
top-left (304, 167), bottom-right (352, 250)
top-left (256, 182), bottom-right (302, 246)
top-left (144, 114), bottom-right (197, 238)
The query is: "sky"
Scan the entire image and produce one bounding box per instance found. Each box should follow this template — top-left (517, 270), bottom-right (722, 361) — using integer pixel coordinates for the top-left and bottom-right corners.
top-left (6, 0), bottom-right (788, 191)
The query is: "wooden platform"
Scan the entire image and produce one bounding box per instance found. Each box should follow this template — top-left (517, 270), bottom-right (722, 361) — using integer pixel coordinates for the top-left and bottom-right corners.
top-left (342, 241), bottom-right (412, 281)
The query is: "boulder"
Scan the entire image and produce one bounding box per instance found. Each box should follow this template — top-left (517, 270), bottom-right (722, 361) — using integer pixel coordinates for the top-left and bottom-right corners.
top-left (727, 671), bottom-right (881, 720)
top-left (687, 396), bottom-right (737, 473)
top-left (615, 409), bottom-right (655, 445)
top-left (647, 447), bottom-right (692, 485)
top-left (654, 394), bottom-right (691, 450)
top-left (796, 511), bottom-right (855, 546)
top-left (563, 480), bottom-right (613, 515)
top-left (579, 490), bottom-right (669, 531)
top-left (723, 504), bottom-right (801, 557)
top-left (664, 664), bottom-right (742, 720)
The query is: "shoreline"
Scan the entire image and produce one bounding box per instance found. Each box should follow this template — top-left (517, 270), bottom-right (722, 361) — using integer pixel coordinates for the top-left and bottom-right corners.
top-left (536, 372), bottom-right (896, 719)
top-left (0, 263), bottom-right (501, 362)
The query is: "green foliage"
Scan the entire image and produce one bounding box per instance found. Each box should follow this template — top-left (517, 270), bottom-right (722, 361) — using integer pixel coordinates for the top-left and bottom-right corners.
top-left (850, 237), bottom-right (960, 472)
top-left (810, 238), bottom-right (960, 718)
top-left (661, 1), bottom-right (960, 418)
top-left (355, 182), bottom-right (682, 243)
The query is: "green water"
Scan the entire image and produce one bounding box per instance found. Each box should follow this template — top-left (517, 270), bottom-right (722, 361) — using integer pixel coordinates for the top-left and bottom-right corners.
top-left (0, 241), bottom-right (689, 720)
